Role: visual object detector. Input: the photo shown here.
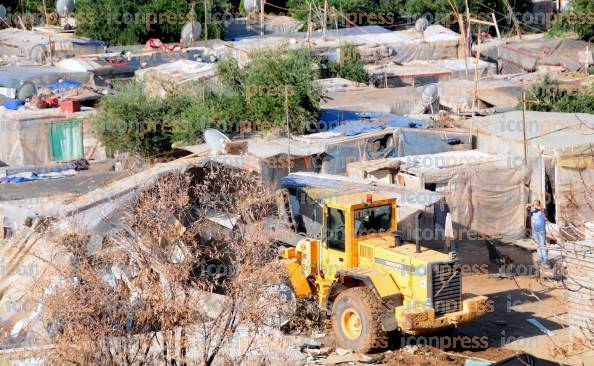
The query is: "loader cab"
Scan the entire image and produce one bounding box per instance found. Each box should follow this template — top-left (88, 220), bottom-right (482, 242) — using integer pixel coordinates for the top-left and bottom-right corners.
top-left (321, 193), bottom-right (397, 278)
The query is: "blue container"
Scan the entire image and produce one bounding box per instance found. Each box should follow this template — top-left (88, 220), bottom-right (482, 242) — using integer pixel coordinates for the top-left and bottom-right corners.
top-left (3, 99), bottom-right (25, 110)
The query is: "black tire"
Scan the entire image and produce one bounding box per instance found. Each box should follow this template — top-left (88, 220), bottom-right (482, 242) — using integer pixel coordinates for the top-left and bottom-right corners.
top-left (332, 287), bottom-right (387, 353)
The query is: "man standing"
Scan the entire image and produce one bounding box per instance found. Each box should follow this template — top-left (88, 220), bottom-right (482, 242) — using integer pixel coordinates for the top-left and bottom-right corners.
top-left (529, 200), bottom-right (548, 263)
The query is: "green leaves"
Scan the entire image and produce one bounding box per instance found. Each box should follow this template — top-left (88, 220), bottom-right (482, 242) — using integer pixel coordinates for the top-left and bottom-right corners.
top-left (94, 48), bottom-right (323, 156)
top-left (74, 0), bottom-right (231, 45)
top-left (320, 44), bottom-right (370, 83)
top-left (524, 76), bottom-right (594, 114)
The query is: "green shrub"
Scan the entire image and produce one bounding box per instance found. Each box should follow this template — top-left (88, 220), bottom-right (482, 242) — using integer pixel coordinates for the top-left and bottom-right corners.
top-left (548, 1), bottom-right (594, 42)
top-left (524, 76), bottom-right (594, 114)
top-left (285, 0), bottom-right (528, 33)
top-left (74, 0), bottom-right (232, 45)
top-left (95, 48), bottom-right (323, 155)
top-left (320, 44), bottom-right (370, 83)
top-left (229, 48), bottom-right (322, 133)
top-left (94, 81), bottom-right (177, 156)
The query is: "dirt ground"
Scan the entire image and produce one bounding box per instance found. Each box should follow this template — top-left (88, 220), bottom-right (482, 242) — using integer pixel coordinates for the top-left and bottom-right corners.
top-left (313, 273), bottom-right (593, 365)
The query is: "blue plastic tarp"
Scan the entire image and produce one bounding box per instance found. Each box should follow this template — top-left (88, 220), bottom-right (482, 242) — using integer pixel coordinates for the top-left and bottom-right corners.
top-left (317, 109), bottom-right (425, 136)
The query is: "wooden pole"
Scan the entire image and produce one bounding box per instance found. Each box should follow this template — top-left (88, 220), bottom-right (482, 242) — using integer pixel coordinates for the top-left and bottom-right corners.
top-left (203, 0), bottom-right (208, 42)
top-left (42, 0), bottom-right (48, 26)
top-left (470, 27), bottom-right (481, 144)
top-left (492, 13), bottom-right (501, 39)
top-left (260, 0), bottom-right (265, 36)
top-left (586, 45), bottom-right (590, 74)
top-left (323, 0), bottom-right (328, 40)
top-left (285, 85), bottom-right (291, 174)
top-left (48, 35), bottom-right (53, 65)
top-left (503, 0), bottom-right (522, 39)
top-left (307, 2), bottom-right (312, 48)
top-left (459, 14), bottom-right (469, 78)
top-left (522, 80), bottom-right (528, 166)
top-left (465, 0), bottom-right (471, 55)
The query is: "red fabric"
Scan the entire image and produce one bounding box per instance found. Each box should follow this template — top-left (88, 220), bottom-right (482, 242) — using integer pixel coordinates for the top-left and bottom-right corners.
top-left (145, 38), bottom-right (184, 52)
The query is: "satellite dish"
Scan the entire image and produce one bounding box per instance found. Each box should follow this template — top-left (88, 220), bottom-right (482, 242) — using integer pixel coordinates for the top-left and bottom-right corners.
top-left (29, 44), bottom-right (48, 63)
top-left (415, 17), bottom-right (429, 33)
top-left (203, 128), bottom-right (231, 154)
top-left (244, 0), bottom-right (258, 12)
top-left (56, 0), bottom-right (75, 17)
top-left (421, 84), bottom-right (439, 106)
top-left (0, 5), bottom-right (7, 22)
top-left (181, 21), bottom-right (202, 44)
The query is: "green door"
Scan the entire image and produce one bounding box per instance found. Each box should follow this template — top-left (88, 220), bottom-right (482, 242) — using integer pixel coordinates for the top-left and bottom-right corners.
top-left (48, 119), bottom-right (83, 161)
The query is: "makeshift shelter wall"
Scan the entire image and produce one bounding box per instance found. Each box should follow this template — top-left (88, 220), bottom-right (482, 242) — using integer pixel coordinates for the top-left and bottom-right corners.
top-left (474, 132), bottom-right (545, 203)
top-left (555, 165), bottom-right (594, 241)
top-left (356, 161), bottom-right (530, 241)
top-left (0, 119), bottom-right (50, 166)
top-left (446, 166), bottom-right (530, 241)
top-left (0, 109), bottom-right (99, 167)
top-left (396, 129), bottom-right (471, 156)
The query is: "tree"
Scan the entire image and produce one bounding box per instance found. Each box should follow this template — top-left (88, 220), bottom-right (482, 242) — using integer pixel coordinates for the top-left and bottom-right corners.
top-left (94, 48), bottom-right (322, 155)
top-left (285, 0), bottom-right (528, 34)
top-left (93, 81), bottom-right (181, 156)
top-left (74, 0), bottom-right (232, 45)
top-left (320, 44), bottom-right (370, 83)
top-left (548, 0), bottom-right (594, 40)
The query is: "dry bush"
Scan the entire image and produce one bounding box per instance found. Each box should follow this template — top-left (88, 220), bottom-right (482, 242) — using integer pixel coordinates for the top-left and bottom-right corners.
top-left (41, 164), bottom-right (290, 365)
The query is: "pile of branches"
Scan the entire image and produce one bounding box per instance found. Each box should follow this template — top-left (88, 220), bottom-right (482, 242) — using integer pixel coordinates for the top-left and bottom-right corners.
top-left (41, 165), bottom-right (289, 365)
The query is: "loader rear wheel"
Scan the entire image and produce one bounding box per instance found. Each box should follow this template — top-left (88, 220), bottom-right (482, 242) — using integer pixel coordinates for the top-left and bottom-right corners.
top-left (332, 287), bottom-right (386, 353)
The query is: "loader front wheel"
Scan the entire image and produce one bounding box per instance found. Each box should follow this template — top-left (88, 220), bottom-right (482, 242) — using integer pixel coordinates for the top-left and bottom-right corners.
top-left (332, 287), bottom-right (387, 353)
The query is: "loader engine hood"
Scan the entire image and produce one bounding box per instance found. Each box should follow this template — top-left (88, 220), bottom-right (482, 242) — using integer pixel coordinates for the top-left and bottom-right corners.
top-left (357, 236), bottom-right (460, 310)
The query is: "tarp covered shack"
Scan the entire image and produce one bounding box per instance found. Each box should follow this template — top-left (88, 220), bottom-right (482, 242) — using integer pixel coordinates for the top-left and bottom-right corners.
top-left (0, 107), bottom-right (103, 167)
top-left (347, 150), bottom-right (530, 241)
top-left (498, 38), bottom-right (593, 73)
top-left (225, 118), bottom-right (471, 186)
top-left (455, 111), bottom-right (594, 241)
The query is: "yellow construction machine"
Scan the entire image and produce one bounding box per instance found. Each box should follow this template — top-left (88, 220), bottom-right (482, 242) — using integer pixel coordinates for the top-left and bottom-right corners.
top-left (280, 191), bottom-right (489, 353)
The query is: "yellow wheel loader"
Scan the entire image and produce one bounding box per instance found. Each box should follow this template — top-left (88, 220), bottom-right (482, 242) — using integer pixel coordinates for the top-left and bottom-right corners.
top-left (279, 190), bottom-right (489, 353)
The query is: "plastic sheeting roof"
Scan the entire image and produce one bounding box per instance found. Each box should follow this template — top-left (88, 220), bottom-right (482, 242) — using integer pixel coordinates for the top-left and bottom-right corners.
top-left (395, 150), bottom-right (502, 171)
top-left (318, 109), bottom-right (425, 136)
top-left (281, 172), bottom-right (441, 210)
top-left (467, 111), bottom-right (594, 153)
top-left (0, 65), bottom-right (93, 92)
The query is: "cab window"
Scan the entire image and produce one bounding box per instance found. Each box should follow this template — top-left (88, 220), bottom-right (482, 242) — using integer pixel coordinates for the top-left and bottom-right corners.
top-left (327, 207), bottom-right (346, 251)
top-left (355, 204), bottom-right (392, 237)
